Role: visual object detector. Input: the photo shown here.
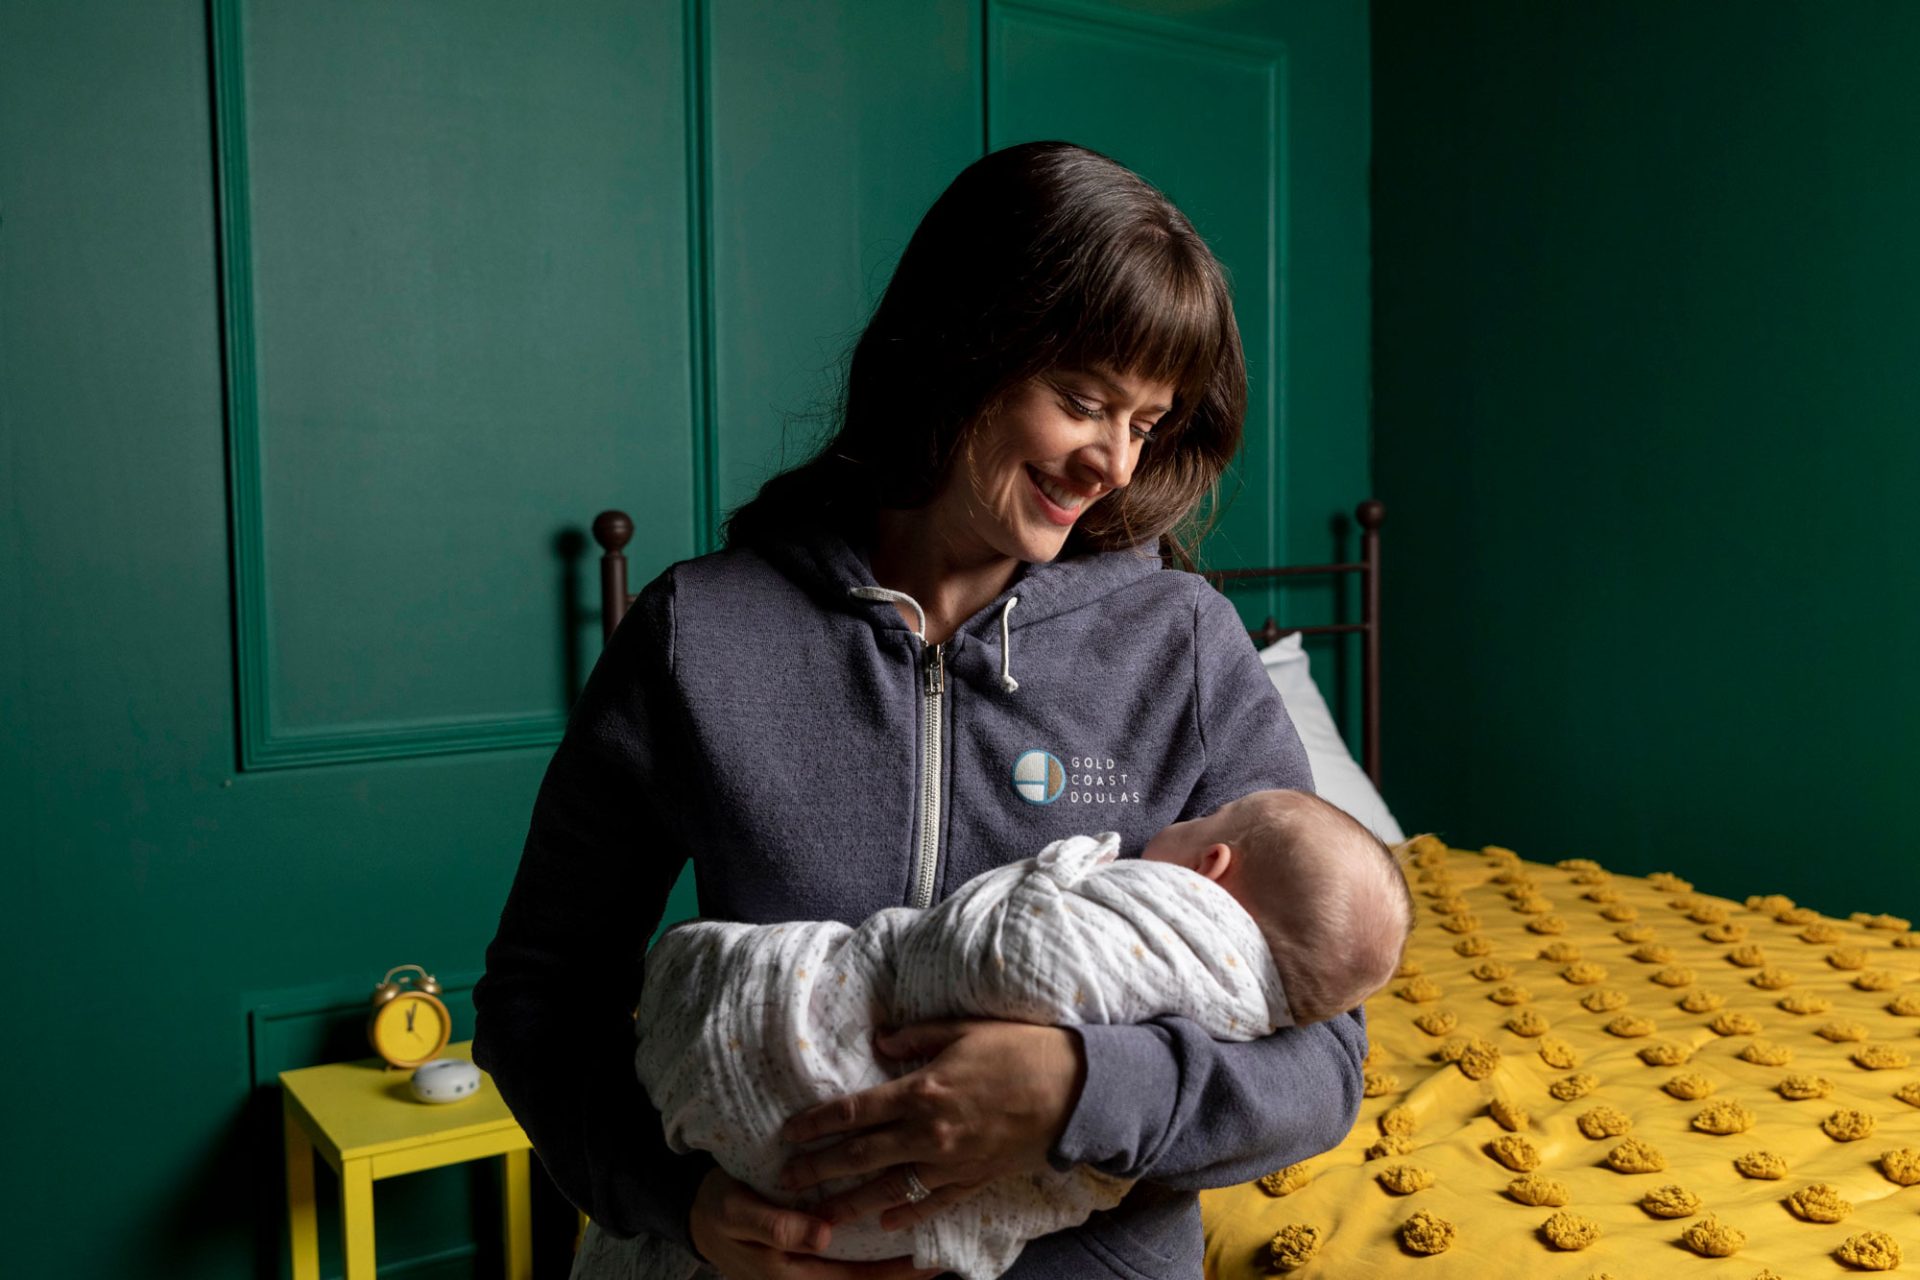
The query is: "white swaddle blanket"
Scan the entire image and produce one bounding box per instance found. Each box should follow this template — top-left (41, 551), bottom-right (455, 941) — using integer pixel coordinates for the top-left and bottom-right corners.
top-left (572, 831), bottom-right (1291, 1280)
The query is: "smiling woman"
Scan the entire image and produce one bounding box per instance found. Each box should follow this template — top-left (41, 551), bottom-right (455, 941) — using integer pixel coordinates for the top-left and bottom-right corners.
top-left (472, 139), bottom-right (1365, 1280)
top-left (722, 142), bottom-right (1247, 585)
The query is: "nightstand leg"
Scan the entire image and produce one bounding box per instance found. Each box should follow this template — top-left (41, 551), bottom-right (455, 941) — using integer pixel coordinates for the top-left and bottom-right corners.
top-left (503, 1148), bottom-right (532, 1280)
top-left (341, 1158), bottom-right (376, 1280)
top-left (283, 1102), bottom-right (319, 1280)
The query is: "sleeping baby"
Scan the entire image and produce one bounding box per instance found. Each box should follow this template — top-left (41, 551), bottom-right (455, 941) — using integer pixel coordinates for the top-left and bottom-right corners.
top-left (578, 787), bottom-right (1412, 1280)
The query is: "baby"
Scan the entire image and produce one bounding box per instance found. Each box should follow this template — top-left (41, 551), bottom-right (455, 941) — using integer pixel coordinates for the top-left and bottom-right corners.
top-left (576, 788), bottom-right (1411, 1280)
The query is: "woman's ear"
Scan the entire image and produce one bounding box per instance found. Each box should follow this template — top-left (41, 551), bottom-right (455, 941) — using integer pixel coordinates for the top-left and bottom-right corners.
top-left (1198, 842), bottom-right (1233, 882)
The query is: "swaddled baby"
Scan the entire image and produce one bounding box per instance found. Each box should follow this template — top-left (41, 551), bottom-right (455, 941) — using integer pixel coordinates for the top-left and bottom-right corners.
top-left (577, 788), bottom-right (1412, 1280)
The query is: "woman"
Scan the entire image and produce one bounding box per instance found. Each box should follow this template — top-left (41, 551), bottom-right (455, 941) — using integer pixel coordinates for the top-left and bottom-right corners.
top-left (472, 140), bottom-right (1368, 1280)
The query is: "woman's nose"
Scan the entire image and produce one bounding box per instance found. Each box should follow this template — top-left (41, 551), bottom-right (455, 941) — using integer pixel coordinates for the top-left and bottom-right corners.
top-left (1079, 422), bottom-right (1137, 491)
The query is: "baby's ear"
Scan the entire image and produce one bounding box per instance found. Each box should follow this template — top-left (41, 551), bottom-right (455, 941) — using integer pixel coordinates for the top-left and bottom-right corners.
top-left (1198, 842), bottom-right (1234, 882)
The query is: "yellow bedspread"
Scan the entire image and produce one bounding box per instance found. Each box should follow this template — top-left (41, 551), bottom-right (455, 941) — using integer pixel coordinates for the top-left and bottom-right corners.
top-left (1200, 837), bottom-right (1920, 1277)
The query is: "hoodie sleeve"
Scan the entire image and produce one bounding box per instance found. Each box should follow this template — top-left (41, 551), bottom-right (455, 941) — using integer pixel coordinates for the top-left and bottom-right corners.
top-left (1044, 580), bottom-right (1370, 1188)
top-left (471, 568), bottom-right (719, 1248)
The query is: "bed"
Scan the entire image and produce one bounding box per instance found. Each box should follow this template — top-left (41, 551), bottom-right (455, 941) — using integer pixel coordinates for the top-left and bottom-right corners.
top-left (1199, 835), bottom-right (1920, 1277)
top-left (1193, 517), bottom-right (1920, 1277)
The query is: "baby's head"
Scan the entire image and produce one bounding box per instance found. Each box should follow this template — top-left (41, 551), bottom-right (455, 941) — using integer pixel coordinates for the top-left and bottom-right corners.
top-left (1141, 789), bottom-right (1413, 1026)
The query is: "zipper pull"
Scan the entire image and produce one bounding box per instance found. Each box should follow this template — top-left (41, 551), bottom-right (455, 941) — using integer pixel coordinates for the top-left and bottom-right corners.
top-left (924, 641), bottom-right (944, 695)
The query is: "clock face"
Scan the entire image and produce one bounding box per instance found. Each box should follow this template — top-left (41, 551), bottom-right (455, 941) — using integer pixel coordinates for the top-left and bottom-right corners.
top-left (371, 992), bottom-right (449, 1067)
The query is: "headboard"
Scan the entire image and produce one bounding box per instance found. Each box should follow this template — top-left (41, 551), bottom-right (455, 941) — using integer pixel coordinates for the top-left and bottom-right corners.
top-left (590, 498), bottom-right (1383, 784)
top-left (1201, 498), bottom-right (1384, 788)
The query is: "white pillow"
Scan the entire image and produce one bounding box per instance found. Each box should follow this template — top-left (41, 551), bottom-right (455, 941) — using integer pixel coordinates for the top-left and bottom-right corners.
top-left (1258, 633), bottom-right (1406, 846)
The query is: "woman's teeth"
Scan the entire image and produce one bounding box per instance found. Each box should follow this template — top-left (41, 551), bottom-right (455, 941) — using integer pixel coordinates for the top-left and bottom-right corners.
top-left (1033, 470), bottom-right (1086, 511)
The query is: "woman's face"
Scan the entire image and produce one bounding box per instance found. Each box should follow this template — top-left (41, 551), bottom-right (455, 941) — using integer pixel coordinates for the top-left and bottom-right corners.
top-left (933, 363), bottom-right (1176, 565)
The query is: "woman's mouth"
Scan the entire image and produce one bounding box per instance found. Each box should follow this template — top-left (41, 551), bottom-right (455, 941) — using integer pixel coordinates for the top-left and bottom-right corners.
top-left (1027, 466), bottom-right (1090, 526)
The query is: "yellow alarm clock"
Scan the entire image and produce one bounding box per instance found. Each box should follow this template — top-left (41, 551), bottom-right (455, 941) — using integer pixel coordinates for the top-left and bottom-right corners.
top-left (367, 964), bottom-right (451, 1069)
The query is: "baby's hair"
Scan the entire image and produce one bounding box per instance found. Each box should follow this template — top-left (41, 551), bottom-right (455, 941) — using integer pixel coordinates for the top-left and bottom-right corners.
top-left (1214, 790), bottom-right (1414, 1025)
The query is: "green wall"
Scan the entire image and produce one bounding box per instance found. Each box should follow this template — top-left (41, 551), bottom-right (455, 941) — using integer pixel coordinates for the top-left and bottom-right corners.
top-left (0, 1), bottom-right (1369, 1275)
top-left (1373, 1), bottom-right (1920, 915)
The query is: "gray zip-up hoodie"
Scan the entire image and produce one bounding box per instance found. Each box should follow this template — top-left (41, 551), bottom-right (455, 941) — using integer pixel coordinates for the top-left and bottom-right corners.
top-left (472, 519), bottom-right (1369, 1279)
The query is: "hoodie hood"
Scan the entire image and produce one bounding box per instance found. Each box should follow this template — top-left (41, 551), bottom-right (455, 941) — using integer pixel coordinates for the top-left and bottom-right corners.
top-left (749, 517), bottom-right (1167, 691)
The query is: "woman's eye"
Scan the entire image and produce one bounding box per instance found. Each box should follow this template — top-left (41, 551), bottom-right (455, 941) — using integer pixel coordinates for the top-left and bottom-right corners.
top-left (1131, 424), bottom-right (1157, 444)
top-left (1063, 394), bottom-right (1103, 420)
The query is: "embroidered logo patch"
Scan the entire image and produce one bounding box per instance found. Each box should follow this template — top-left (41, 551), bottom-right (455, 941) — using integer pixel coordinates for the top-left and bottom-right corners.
top-left (1011, 750), bottom-right (1065, 805)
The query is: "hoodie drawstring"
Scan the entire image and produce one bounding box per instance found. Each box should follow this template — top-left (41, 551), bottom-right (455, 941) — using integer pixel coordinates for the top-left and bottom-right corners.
top-left (996, 596), bottom-right (1019, 692)
top-left (847, 585), bottom-right (925, 640)
top-left (845, 586), bottom-right (1021, 694)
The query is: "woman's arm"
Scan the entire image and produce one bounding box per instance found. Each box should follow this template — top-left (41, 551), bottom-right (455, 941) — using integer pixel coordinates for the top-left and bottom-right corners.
top-left (1051, 1008), bottom-right (1366, 1189)
top-left (471, 570), bottom-right (720, 1248)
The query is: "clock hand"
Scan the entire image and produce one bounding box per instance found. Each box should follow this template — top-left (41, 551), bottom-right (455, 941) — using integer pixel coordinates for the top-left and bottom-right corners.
top-left (406, 1004), bottom-right (416, 1032)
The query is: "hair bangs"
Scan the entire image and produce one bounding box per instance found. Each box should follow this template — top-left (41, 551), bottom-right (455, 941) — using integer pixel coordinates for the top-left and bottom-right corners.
top-left (1057, 234), bottom-right (1226, 437)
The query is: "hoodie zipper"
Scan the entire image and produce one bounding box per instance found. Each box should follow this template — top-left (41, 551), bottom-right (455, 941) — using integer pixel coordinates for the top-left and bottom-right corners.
top-left (912, 640), bottom-right (945, 908)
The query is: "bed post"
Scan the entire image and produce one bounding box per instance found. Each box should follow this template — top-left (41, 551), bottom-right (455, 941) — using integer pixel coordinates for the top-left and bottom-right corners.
top-left (592, 510), bottom-right (634, 644)
top-left (1357, 499), bottom-right (1384, 789)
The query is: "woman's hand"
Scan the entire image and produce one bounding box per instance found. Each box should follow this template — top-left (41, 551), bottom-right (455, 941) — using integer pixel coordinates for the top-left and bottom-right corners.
top-left (687, 1167), bottom-right (946, 1279)
top-left (775, 1019), bottom-right (1088, 1232)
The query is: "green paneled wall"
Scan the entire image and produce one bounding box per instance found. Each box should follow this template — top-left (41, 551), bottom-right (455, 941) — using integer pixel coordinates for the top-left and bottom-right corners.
top-left (0, 1), bottom-right (1368, 1276)
top-left (1373, 1), bottom-right (1920, 914)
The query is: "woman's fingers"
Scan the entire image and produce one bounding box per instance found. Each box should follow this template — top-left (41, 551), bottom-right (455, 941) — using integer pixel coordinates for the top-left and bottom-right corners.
top-left (720, 1176), bottom-right (833, 1252)
top-left (696, 1167), bottom-right (946, 1278)
top-left (782, 1020), bottom-right (983, 1148)
top-left (786, 1255), bottom-right (945, 1280)
top-left (811, 1162), bottom-right (957, 1226)
top-left (782, 1075), bottom-right (912, 1147)
top-left (781, 1124), bottom-right (908, 1192)
top-left (755, 1209), bottom-right (832, 1255)
top-left (876, 1181), bottom-right (980, 1233)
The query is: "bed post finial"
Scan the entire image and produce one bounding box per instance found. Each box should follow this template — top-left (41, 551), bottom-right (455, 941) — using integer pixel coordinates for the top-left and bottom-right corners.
top-left (593, 511), bottom-right (635, 643)
top-left (592, 510), bottom-right (634, 553)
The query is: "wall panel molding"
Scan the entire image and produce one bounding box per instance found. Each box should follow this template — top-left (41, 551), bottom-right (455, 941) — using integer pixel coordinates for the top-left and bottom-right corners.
top-left (684, 0), bottom-right (721, 554)
top-left (206, 0), bottom-right (691, 771)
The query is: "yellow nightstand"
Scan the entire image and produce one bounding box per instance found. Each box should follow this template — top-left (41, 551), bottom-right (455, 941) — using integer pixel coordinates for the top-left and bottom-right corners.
top-left (280, 1040), bottom-right (535, 1280)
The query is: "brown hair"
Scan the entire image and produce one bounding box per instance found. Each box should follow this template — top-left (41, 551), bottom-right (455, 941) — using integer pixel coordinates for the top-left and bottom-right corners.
top-left (1219, 790), bottom-right (1415, 1025)
top-left (722, 140), bottom-right (1248, 571)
